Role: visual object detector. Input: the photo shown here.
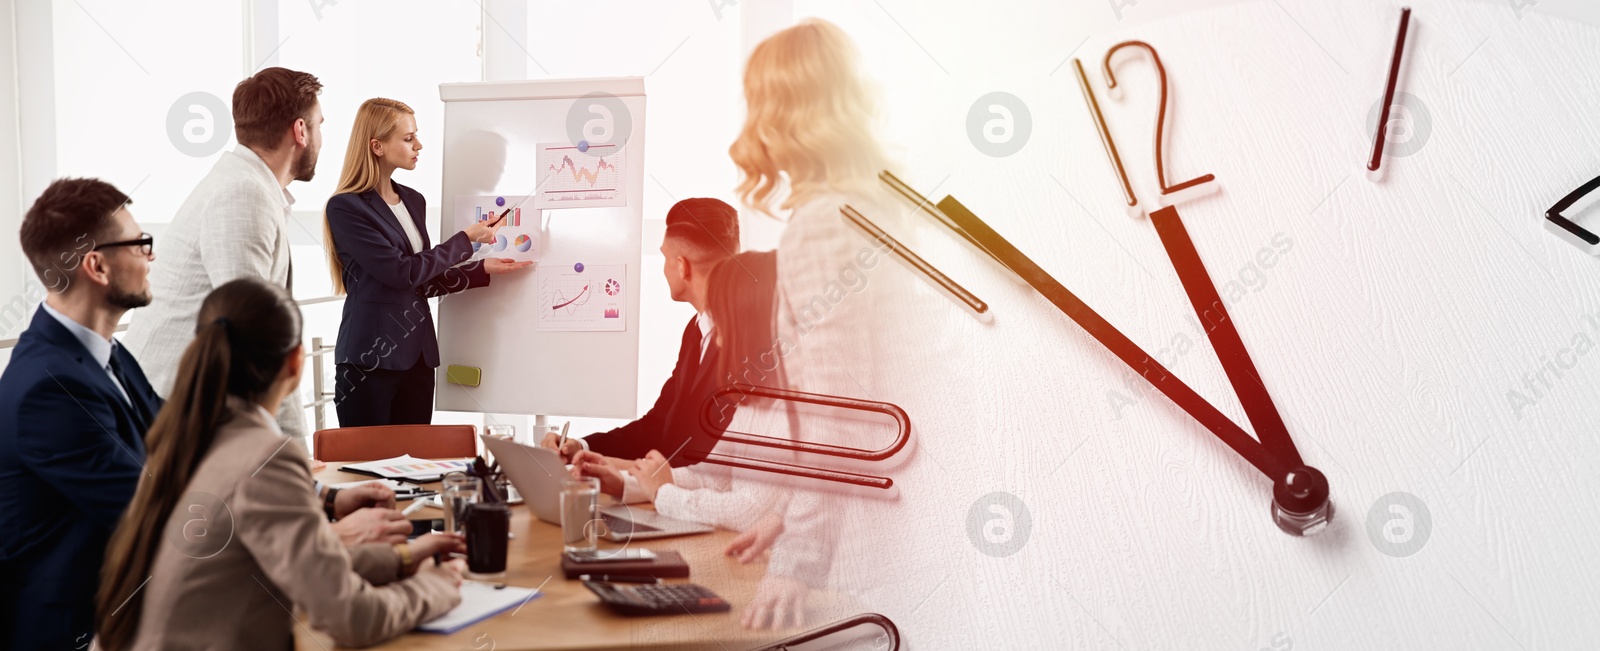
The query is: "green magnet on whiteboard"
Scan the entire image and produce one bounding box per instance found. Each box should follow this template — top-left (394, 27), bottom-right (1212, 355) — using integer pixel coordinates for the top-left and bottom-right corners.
top-left (446, 365), bottom-right (482, 387)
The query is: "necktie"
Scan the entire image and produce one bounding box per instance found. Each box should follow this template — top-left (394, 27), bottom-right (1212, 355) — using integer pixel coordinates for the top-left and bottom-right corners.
top-left (108, 349), bottom-right (152, 431)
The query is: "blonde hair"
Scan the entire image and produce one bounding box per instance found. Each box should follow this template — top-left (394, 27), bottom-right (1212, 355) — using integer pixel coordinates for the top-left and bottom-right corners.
top-left (325, 97), bottom-right (414, 294)
top-left (730, 18), bottom-right (888, 216)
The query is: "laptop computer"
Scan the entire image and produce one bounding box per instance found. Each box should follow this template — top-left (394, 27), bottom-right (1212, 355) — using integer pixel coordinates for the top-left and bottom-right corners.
top-left (481, 434), bottom-right (713, 541)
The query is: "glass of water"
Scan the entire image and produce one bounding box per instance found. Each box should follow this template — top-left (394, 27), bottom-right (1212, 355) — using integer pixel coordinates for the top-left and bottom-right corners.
top-left (441, 472), bottom-right (481, 536)
top-left (560, 477), bottom-right (601, 552)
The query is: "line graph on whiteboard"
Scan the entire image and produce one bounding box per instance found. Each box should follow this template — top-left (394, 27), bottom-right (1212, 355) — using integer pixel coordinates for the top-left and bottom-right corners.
top-left (535, 142), bottom-right (627, 208)
top-left (535, 262), bottom-right (626, 332)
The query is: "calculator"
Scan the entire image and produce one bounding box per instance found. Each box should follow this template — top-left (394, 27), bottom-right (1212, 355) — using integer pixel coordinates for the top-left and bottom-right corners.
top-left (582, 580), bottom-right (732, 616)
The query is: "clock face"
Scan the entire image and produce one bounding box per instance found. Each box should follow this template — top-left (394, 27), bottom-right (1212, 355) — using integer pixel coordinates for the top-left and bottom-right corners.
top-left (811, 1), bottom-right (1600, 648)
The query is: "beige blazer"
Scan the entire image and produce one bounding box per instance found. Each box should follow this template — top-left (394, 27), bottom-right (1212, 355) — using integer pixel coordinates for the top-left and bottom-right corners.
top-left (119, 398), bottom-right (458, 650)
top-left (122, 146), bottom-right (305, 440)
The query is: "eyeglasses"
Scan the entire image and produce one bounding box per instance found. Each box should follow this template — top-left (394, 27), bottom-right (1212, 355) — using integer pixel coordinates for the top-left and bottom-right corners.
top-left (93, 232), bottom-right (154, 257)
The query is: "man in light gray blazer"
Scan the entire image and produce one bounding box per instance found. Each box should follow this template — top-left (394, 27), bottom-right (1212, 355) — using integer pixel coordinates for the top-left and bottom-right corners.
top-left (125, 67), bottom-right (325, 440)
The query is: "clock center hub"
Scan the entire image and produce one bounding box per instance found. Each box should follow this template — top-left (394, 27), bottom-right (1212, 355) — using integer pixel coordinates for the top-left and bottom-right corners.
top-left (1272, 466), bottom-right (1333, 536)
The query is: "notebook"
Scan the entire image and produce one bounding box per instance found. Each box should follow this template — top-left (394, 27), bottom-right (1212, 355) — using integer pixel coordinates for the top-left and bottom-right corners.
top-left (340, 455), bottom-right (472, 483)
top-left (417, 581), bottom-right (540, 635)
top-left (560, 549), bottom-right (690, 580)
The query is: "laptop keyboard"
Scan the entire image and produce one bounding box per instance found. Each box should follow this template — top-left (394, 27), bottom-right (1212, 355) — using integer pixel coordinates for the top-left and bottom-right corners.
top-left (601, 511), bottom-right (661, 535)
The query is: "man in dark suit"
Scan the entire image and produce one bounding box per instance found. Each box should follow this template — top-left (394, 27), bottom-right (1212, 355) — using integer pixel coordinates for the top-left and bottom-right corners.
top-left (542, 198), bottom-right (739, 489)
top-left (0, 178), bottom-right (163, 650)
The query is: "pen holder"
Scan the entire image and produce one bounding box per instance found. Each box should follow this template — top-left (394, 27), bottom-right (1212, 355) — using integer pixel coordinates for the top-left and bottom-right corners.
top-left (465, 502), bottom-right (510, 576)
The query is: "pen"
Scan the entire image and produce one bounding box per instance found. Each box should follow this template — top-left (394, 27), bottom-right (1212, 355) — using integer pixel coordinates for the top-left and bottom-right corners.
top-left (579, 574), bottom-right (661, 584)
top-left (558, 421), bottom-right (571, 451)
top-left (401, 499), bottom-right (427, 517)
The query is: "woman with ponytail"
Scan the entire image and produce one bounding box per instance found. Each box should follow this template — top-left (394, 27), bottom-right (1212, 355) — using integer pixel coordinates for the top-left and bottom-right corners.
top-left (324, 98), bottom-right (532, 427)
top-left (95, 277), bottom-right (465, 650)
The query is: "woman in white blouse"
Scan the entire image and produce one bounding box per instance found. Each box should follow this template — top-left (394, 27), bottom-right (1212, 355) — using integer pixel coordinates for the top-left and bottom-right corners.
top-left (323, 98), bottom-right (532, 427)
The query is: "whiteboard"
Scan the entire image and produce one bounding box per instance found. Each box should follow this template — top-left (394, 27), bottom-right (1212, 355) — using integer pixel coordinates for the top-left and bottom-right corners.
top-left (434, 78), bottom-right (644, 419)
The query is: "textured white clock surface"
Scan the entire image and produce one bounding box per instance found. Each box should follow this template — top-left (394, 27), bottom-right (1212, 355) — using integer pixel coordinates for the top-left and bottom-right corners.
top-left (797, 0), bottom-right (1600, 648)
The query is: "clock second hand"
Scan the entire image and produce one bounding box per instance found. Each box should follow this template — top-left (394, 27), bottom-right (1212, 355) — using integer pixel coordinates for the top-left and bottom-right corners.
top-left (934, 195), bottom-right (1289, 481)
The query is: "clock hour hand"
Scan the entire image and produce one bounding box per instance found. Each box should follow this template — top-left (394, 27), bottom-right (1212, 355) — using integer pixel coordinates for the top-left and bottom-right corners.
top-left (931, 194), bottom-right (1332, 535)
top-left (933, 195), bottom-right (1289, 481)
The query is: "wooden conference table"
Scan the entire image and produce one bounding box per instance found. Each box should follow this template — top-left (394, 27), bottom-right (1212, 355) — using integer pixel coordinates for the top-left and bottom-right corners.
top-left (295, 464), bottom-right (845, 651)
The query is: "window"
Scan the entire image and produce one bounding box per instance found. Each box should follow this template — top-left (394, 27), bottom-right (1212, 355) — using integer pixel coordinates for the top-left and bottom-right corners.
top-left (52, 0), bottom-right (245, 226)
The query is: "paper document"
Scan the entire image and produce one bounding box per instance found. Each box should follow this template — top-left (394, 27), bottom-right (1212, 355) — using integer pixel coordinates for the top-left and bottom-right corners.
top-left (417, 581), bottom-right (540, 634)
top-left (339, 455), bottom-right (471, 482)
top-left (534, 142), bottom-right (627, 208)
top-left (534, 262), bottom-right (627, 332)
top-left (455, 195), bottom-right (539, 263)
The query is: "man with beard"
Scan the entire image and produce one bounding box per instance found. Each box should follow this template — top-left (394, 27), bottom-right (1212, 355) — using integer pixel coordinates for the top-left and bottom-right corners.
top-left (0, 178), bottom-right (163, 649)
top-left (125, 67), bottom-right (322, 440)
top-left (122, 68), bottom-right (413, 554)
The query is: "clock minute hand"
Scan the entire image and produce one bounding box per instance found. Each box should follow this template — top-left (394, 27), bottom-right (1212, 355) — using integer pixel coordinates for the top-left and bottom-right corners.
top-left (1148, 206), bottom-right (1302, 468)
top-left (934, 195), bottom-right (1290, 481)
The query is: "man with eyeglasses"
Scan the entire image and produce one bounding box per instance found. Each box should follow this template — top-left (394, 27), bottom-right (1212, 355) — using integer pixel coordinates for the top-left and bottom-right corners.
top-left (0, 178), bottom-right (164, 650)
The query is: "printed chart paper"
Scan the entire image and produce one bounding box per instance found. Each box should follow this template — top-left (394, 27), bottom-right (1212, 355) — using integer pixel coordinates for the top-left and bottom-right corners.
top-left (535, 262), bottom-right (626, 332)
top-left (454, 195), bottom-right (539, 262)
top-left (534, 142), bottom-right (627, 209)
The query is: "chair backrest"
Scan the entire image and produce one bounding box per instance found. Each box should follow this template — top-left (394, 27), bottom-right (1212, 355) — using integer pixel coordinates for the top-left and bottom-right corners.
top-left (313, 424), bottom-right (479, 462)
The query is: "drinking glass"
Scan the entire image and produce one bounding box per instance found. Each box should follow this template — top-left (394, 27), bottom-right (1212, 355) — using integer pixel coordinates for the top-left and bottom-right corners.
top-left (441, 473), bottom-right (481, 536)
top-left (560, 477), bottom-right (602, 552)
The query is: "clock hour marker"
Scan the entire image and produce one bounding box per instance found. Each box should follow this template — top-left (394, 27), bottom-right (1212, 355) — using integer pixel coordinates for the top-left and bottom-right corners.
top-left (1544, 173), bottom-right (1600, 255)
top-left (840, 204), bottom-right (992, 321)
top-left (1367, 6), bottom-right (1413, 182)
top-left (1074, 58), bottom-right (1139, 210)
top-left (1074, 43), bottom-right (1219, 213)
top-left (1101, 41), bottom-right (1217, 206)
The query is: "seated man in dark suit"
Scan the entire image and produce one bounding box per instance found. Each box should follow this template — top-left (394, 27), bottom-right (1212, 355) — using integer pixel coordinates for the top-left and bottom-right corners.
top-left (0, 178), bottom-right (163, 650)
top-left (541, 198), bottom-right (740, 498)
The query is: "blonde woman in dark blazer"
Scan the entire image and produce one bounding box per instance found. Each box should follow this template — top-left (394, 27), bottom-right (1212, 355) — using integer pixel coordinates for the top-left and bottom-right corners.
top-left (324, 98), bottom-right (531, 427)
top-left (95, 278), bottom-right (465, 650)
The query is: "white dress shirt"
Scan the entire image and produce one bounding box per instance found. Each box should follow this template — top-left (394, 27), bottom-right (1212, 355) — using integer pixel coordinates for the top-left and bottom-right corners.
top-left (39, 301), bottom-right (130, 406)
top-left (696, 312), bottom-right (715, 362)
top-left (387, 198), bottom-right (424, 254)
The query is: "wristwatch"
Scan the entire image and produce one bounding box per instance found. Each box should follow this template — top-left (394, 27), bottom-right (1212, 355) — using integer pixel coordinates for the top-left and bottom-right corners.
top-left (322, 486), bottom-right (341, 520)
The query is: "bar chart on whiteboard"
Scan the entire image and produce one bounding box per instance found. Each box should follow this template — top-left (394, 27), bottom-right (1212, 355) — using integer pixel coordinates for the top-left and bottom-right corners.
top-left (454, 195), bottom-right (539, 262)
top-left (535, 142), bottom-right (627, 208)
top-left (535, 262), bottom-right (627, 332)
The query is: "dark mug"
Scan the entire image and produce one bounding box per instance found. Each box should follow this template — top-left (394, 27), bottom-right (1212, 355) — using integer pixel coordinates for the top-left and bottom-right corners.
top-left (465, 502), bottom-right (510, 574)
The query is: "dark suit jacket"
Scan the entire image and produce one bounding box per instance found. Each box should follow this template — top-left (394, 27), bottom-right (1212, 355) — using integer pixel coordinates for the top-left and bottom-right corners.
top-left (584, 317), bottom-right (729, 467)
top-left (0, 308), bottom-right (161, 650)
top-left (326, 180), bottom-right (489, 371)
